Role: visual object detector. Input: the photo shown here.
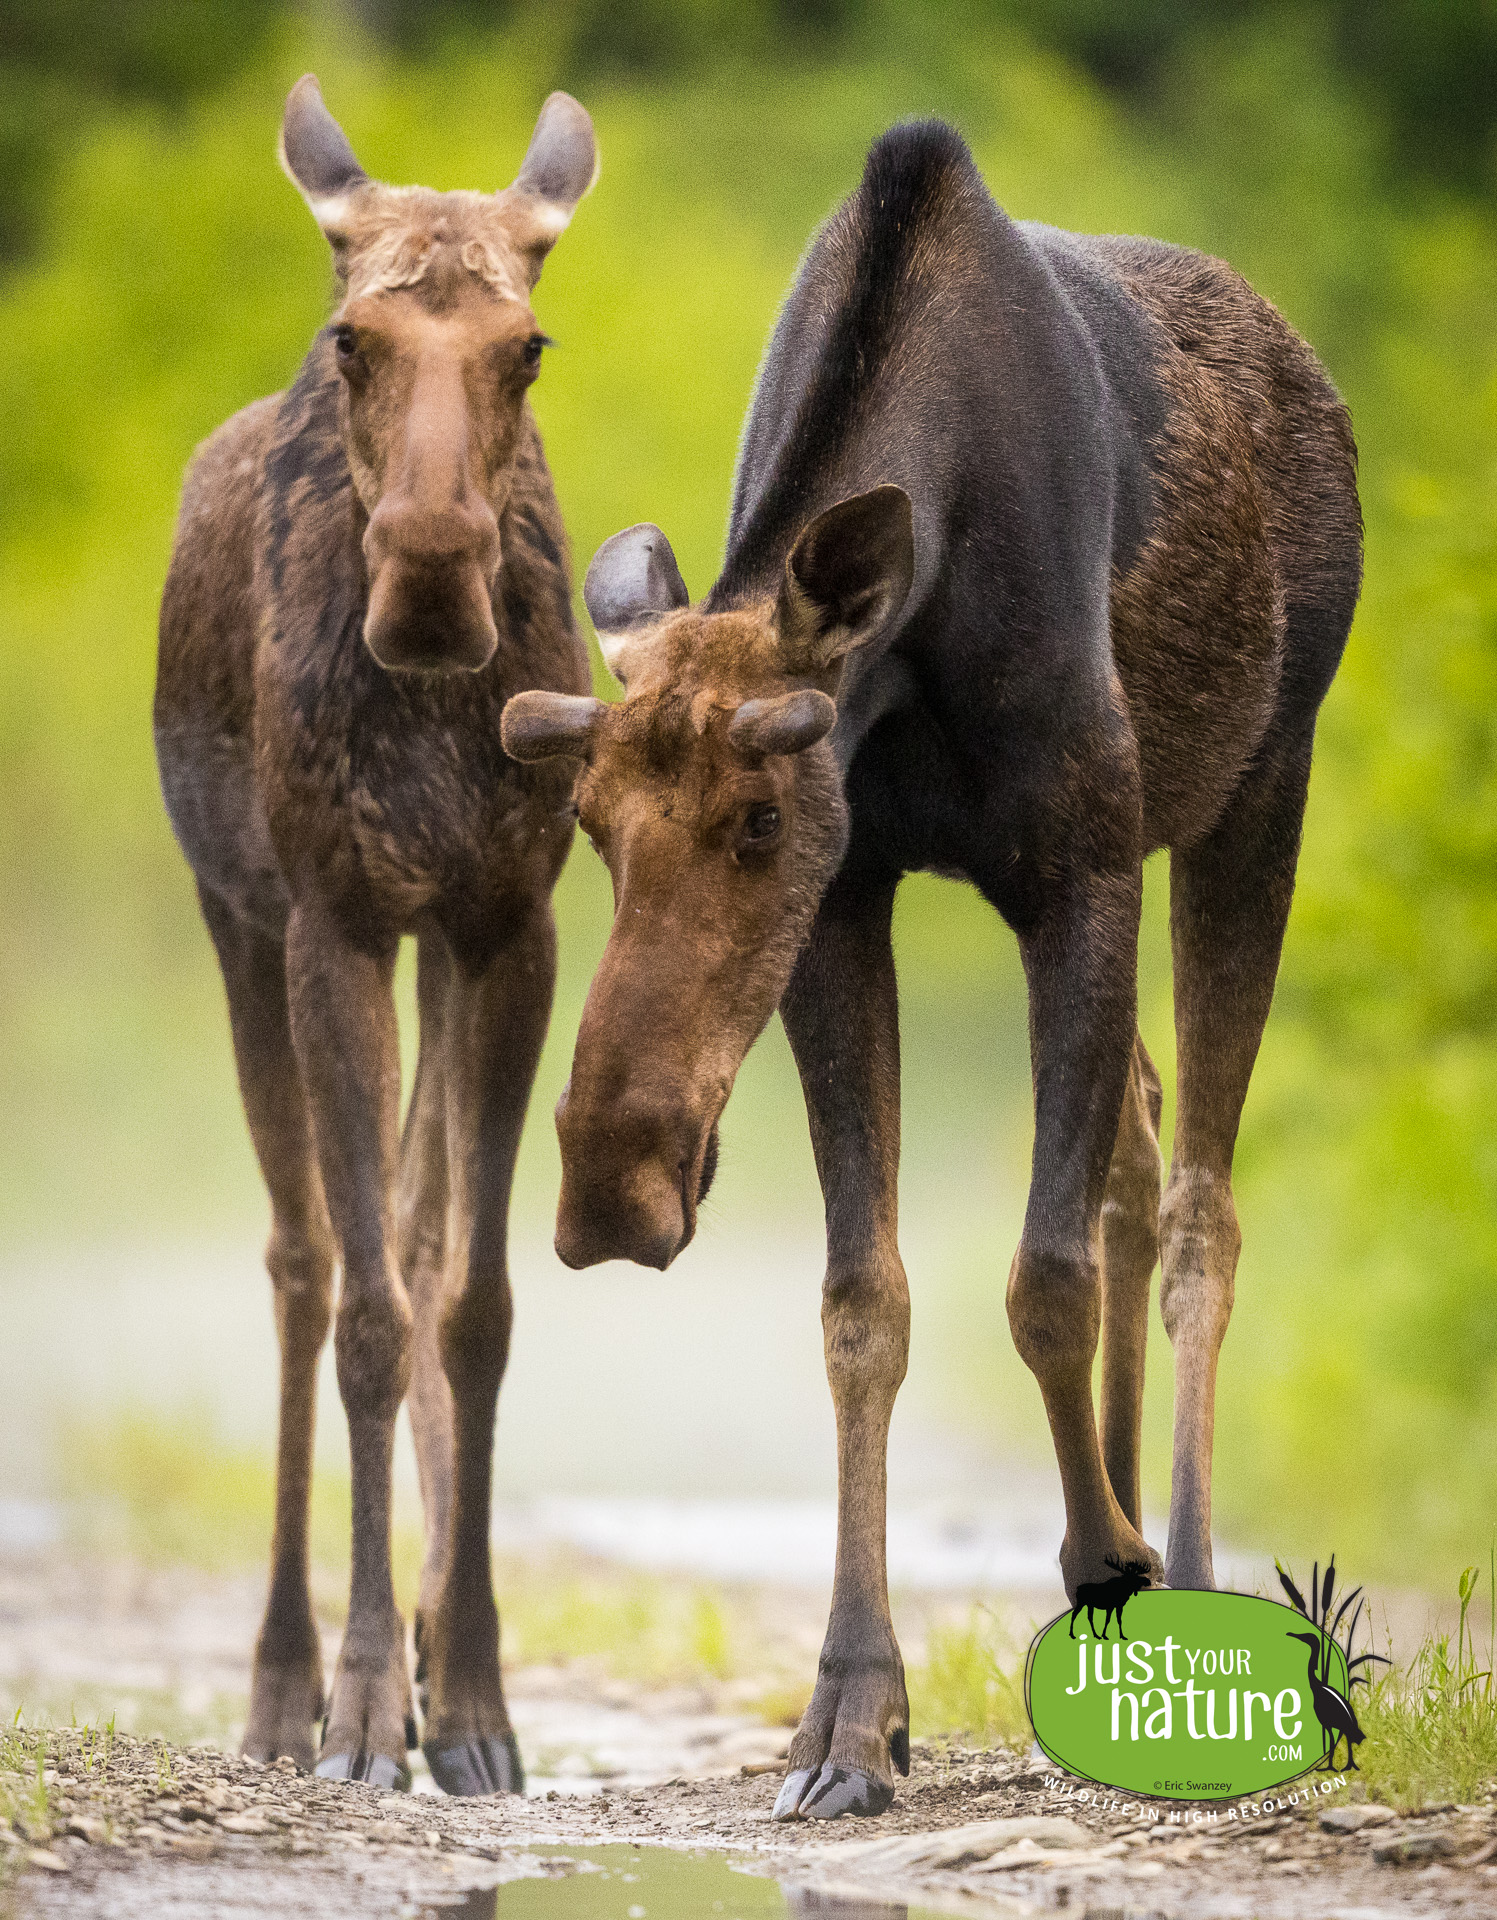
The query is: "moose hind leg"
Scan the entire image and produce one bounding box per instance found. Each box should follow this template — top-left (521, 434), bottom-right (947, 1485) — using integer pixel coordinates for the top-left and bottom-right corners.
top-left (1163, 726), bottom-right (1314, 1590)
top-left (1007, 863), bottom-right (1164, 1599)
top-left (198, 885), bottom-right (334, 1771)
top-left (398, 935), bottom-right (453, 1736)
top-left (1099, 1033), bottom-right (1163, 1531)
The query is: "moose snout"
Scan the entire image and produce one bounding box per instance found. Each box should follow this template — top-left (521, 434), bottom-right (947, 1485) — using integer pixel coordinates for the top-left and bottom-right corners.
top-left (553, 1079), bottom-right (718, 1273)
top-left (362, 493), bottom-right (502, 672)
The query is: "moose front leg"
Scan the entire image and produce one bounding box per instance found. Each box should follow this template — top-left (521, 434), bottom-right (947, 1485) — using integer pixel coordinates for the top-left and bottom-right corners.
top-left (284, 901), bottom-right (415, 1790)
top-left (776, 876), bottom-right (910, 1821)
top-left (419, 904), bottom-right (556, 1796)
top-left (197, 884), bottom-right (335, 1770)
top-left (1008, 870), bottom-right (1164, 1599)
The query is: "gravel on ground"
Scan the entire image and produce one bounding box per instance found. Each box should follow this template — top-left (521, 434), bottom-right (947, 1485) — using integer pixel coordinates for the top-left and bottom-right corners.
top-left (6, 1727), bottom-right (1497, 1918)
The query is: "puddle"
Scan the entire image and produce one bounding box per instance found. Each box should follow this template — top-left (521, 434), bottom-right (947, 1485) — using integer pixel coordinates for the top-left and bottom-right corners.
top-left (427, 1847), bottom-right (969, 1919)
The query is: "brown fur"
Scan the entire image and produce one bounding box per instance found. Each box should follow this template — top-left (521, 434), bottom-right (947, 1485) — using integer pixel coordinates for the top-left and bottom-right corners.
top-left (1103, 241), bottom-right (1361, 852)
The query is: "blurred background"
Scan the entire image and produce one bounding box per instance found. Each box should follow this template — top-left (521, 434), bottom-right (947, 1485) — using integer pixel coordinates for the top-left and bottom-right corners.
top-left (0, 0), bottom-right (1493, 1657)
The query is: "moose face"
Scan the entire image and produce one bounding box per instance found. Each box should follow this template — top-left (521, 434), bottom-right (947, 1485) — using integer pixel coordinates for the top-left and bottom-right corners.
top-left (502, 486), bottom-right (914, 1270)
top-left (279, 77), bottom-right (596, 672)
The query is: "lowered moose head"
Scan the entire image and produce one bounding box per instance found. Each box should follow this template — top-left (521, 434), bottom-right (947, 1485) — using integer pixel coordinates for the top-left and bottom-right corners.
top-left (279, 75), bottom-right (596, 672)
top-left (501, 485), bottom-right (914, 1270)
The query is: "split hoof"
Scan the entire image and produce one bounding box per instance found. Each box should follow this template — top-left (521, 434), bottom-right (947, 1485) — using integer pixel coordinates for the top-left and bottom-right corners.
top-left (314, 1750), bottom-right (411, 1792)
top-left (424, 1731), bottom-right (525, 1797)
top-left (773, 1762), bottom-right (894, 1821)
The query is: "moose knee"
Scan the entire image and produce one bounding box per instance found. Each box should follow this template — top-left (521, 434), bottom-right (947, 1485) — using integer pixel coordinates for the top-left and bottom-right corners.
top-left (439, 1281), bottom-right (514, 1402)
top-left (821, 1257), bottom-right (910, 1398)
top-left (1101, 1189), bottom-right (1159, 1282)
top-left (1159, 1167), bottom-right (1239, 1346)
top-left (266, 1222), bottom-right (334, 1344)
top-left (333, 1276), bottom-right (413, 1421)
top-left (1007, 1239), bottom-right (1101, 1376)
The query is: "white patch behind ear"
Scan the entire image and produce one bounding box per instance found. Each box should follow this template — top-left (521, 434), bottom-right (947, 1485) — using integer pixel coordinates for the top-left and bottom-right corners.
top-left (596, 629), bottom-right (650, 687)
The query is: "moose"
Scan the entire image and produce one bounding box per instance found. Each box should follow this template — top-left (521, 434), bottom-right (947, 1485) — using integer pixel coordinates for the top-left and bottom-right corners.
top-left (503, 121), bottom-right (1362, 1819)
top-left (1069, 1556), bottom-right (1153, 1640)
top-left (155, 77), bottom-right (597, 1794)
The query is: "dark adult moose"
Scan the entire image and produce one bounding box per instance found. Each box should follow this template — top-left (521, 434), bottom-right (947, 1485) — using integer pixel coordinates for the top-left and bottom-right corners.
top-left (504, 122), bottom-right (1362, 1819)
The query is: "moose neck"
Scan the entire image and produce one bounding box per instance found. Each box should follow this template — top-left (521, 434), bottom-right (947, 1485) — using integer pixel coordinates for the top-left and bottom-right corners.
top-left (703, 141), bottom-right (976, 771)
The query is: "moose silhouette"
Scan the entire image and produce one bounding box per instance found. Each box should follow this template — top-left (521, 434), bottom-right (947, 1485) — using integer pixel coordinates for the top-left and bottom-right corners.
top-left (1068, 1556), bottom-right (1154, 1640)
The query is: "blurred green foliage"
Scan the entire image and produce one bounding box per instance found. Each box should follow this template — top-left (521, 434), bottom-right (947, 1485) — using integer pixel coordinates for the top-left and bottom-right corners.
top-left (4, 1), bottom-right (1494, 259)
top-left (0, 4), bottom-right (1493, 1591)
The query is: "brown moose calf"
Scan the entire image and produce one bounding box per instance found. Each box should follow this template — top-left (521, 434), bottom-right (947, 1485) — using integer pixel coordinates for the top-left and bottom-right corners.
top-left (154, 76), bottom-right (596, 1795)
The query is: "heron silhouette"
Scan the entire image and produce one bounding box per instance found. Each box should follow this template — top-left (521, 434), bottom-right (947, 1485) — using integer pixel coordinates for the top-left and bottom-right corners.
top-left (1288, 1630), bottom-right (1365, 1770)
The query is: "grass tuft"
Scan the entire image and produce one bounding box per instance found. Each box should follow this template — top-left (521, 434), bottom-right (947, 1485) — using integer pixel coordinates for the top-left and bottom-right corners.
top-left (906, 1607), bottom-right (1030, 1749)
top-left (1349, 1555), bottom-right (1497, 1809)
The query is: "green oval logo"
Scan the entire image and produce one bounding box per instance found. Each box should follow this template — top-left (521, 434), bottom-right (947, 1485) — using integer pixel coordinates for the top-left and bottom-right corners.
top-left (1024, 1590), bottom-right (1355, 1800)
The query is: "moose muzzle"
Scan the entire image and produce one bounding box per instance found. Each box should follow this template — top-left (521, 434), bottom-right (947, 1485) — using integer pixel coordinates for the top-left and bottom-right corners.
top-left (362, 490), bottom-right (502, 672)
top-left (552, 1017), bottom-right (724, 1273)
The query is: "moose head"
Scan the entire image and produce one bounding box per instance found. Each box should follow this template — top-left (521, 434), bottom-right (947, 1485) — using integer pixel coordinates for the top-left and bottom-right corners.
top-left (279, 76), bottom-right (596, 672)
top-left (501, 485), bottom-right (914, 1269)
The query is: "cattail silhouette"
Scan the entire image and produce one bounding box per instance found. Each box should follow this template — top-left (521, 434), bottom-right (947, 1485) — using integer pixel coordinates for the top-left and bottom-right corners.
top-left (1276, 1555), bottom-right (1389, 1695)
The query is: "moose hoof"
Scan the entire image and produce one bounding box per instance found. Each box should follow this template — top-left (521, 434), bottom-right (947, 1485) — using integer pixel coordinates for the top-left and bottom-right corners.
top-left (314, 1749), bottom-right (411, 1792)
top-left (773, 1763), bottom-right (894, 1820)
top-left (424, 1732), bottom-right (525, 1797)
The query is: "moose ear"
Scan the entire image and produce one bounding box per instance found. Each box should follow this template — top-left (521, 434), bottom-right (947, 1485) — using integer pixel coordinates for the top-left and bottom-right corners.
top-left (279, 76), bottom-right (369, 250)
top-left (500, 92), bottom-right (598, 283)
top-left (776, 485), bottom-right (914, 676)
top-left (583, 524), bottom-right (689, 682)
top-left (501, 691), bottom-right (607, 763)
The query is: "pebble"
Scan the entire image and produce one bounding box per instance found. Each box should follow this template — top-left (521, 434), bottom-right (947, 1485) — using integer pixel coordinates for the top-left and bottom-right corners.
top-left (1372, 1826), bottom-right (1460, 1865)
top-left (219, 1811), bottom-right (273, 1835)
top-left (1320, 1804), bottom-right (1396, 1833)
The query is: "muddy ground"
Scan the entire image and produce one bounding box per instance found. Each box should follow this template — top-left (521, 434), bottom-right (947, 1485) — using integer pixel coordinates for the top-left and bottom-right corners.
top-left (6, 1727), bottom-right (1497, 1919)
top-left (3, 1546), bottom-right (1493, 1918)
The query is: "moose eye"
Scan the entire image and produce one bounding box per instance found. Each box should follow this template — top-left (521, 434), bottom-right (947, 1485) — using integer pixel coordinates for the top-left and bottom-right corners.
top-left (522, 333), bottom-right (551, 375)
top-left (332, 324), bottom-right (359, 366)
top-left (742, 804), bottom-right (781, 845)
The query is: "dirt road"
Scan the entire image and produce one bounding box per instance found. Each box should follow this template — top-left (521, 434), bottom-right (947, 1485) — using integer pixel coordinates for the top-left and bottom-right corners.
top-left (7, 1725), bottom-right (1497, 1919)
top-left (3, 1544), bottom-right (1491, 1918)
